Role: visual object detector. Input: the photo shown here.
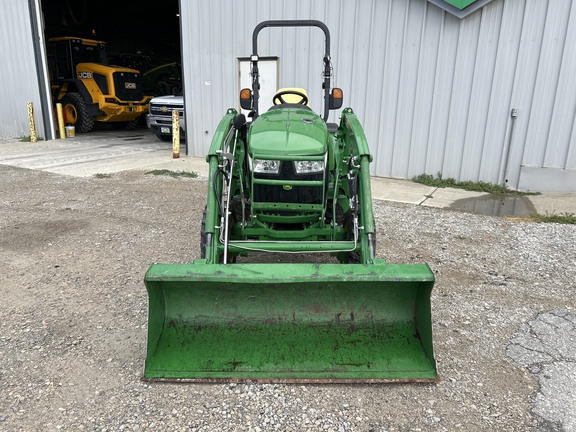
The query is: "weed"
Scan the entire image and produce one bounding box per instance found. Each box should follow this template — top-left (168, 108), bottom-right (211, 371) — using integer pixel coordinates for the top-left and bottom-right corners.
top-left (412, 172), bottom-right (540, 196)
top-left (19, 136), bottom-right (43, 142)
top-left (529, 212), bottom-right (576, 225)
top-left (145, 169), bottom-right (198, 178)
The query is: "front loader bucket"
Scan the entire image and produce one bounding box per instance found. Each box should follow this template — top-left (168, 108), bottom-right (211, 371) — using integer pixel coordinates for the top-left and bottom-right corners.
top-left (143, 260), bottom-right (437, 383)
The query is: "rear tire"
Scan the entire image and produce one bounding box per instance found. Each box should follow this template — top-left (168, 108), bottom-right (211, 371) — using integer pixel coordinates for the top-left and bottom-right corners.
top-left (61, 93), bottom-right (94, 133)
top-left (111, 117), bottom-right (139, 130)
top-left (154, 74), bottom-right (171, 95)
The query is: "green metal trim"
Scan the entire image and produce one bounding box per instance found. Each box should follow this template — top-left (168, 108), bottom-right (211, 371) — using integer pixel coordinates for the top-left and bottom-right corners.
top-left (252, 178), bottom-right (324, 187)
top-left (252, 154), bottom-right (325, 161)
top-left (233, 224), bottom-right (346, 240)
top-left (252, 202), bottom-right (323, 212)
top-left (255, 214), bottom-right (320, 225)
top-left (427, 0), bottom-right (496, 18)
top-left (441, 0), bottom-right (478, 9)
top-left (226, 240), bottom-right (356, 253)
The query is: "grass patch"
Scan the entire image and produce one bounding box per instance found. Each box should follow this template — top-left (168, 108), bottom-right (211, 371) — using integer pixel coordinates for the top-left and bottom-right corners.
top-left (19, 135), bottom-right (43, 142)
top-left (145, 169), bottom-right (198, 178)
top-left (412, 172), bottom-right (541, 196)
top-left (529, 212), bottom-right (576, 224)
top-left (94, 173), bottom-right (112, 179)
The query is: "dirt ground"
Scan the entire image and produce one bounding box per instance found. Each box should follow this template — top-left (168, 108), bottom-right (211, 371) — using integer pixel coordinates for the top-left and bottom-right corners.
top-left (1, 164), bottom-right (575, 432)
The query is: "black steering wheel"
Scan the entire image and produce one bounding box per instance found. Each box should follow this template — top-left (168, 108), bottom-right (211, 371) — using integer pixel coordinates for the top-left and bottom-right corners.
top-left (273, 90), bottom-right (309, 106)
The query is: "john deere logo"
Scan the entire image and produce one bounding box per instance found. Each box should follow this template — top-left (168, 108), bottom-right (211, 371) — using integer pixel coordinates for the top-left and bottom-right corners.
top-left (442, 0), bottom-right (481, 9)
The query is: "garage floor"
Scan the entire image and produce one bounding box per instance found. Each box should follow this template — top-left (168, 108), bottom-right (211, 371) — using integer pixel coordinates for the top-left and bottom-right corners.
top-left (0, 128), bottom-right (206, 178)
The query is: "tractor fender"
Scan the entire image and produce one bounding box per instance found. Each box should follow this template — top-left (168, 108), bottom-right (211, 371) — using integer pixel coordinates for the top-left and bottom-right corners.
top-left (56, 79), bottom-right (105, 116)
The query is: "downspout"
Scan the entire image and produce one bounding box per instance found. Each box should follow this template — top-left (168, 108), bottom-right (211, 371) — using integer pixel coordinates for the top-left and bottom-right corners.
top-left (502, 108), bottom-right (518, 187)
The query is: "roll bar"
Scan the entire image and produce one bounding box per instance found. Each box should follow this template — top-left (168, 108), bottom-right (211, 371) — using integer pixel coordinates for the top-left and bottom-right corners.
top-left (250, 20), bottom-right (334, 121)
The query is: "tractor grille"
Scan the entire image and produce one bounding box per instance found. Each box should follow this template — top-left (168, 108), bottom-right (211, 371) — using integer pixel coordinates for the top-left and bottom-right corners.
top-left (113, 72), bottom-right (144, 101)
top-left (149, 103), bottom-right (184, 117)
top-left (254, 161), bottom-right (323, 206)
top-left (93, 73), bottom-right (109, 95)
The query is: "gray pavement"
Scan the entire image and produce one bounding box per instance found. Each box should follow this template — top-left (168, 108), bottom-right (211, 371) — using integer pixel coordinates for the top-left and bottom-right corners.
top-left (2, 128), bottom-right (575, 431)
top-left (1, 128), bottom-right (576, 216)
top-left (507, 310), bottom-right (576, 431)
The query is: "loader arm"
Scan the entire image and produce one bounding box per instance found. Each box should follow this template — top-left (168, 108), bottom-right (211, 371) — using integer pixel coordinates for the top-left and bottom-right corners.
top-left (341, 108), bottom-right (377, 263)
top-left (203, 109), bottom-right (238, 264)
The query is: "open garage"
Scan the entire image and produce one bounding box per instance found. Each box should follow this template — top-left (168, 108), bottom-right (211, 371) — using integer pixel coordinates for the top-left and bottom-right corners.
top-left (42, 0), bottom-right (181, 133)
top-left (41, 0), bottom-right (181, 61)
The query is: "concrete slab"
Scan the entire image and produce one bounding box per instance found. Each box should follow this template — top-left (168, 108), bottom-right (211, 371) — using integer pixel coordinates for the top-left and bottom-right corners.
top-left (0, 129), bottom-right (208, 178)
top-left (528, 194), bottom-right (576, 216)
top-left (370, 177), bottom-right (435, 204)
top-left (421, 187), bottom-right (490, 208)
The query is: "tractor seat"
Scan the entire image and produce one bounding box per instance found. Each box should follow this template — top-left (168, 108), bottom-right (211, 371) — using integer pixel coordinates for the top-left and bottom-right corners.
top-left (268, 87), bottom-right (312, 112)
top-left (268, 87), bottom-right (339, 133)
top-left (267, 103), bottom-right (312, 112)
top-left (273, 88), bottom-right (310, 105)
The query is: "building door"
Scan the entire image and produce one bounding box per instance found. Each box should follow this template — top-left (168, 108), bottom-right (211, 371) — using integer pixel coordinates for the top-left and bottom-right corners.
top-left (238, 57), bottom-right (279, 116)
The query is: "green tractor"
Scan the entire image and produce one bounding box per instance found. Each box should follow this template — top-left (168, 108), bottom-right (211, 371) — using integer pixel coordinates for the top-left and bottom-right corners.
top-left (143, 20), bottom-right (437, 383)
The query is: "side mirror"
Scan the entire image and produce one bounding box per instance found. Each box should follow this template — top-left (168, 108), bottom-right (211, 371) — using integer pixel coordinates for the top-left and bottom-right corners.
top-left (329, 88), bottom-right (343, 110)
top-left (240, 88), bottom-right (253, 111)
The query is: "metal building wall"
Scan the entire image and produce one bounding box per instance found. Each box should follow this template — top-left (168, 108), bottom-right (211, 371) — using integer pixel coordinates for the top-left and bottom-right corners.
top-left (0, 0), bottom-right (54, 140)
top-left (180, 0), bottom-right (576, 192)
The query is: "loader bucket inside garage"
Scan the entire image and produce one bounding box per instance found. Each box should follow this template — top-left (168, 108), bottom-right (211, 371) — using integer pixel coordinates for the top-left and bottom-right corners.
top-left (143, 261), bottom-right (437, 383)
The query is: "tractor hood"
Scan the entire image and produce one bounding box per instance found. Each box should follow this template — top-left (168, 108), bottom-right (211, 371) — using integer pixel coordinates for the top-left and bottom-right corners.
top-left (80, 63), bottom-right (140, 75)
top-left (248, 108), bottom-right (328, 157)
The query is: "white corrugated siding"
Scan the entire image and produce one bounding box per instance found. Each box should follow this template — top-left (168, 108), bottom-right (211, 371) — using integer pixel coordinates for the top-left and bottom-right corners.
top-left (0, 0), bottom-right (52, 139)
top-left (179, 0), bottom-right (576, 191)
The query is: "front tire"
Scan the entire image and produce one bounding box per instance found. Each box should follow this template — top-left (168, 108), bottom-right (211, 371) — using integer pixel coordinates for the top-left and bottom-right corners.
top-left (344, 210), bottom-right (362, 264)
top-left (61, 93), bottom-right (94, 133)
top-left (156, 134), bottom-right (172, 142)
top-left (200, 206), bottom-right (208, 259)
top-left (200, 206), bottom-right (236, 263)
top-left (343, 210), bottom-right (377, 264)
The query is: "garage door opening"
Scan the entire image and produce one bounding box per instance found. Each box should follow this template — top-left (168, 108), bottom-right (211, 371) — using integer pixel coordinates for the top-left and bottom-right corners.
top-left (40, 0), bottom-right (182, 136)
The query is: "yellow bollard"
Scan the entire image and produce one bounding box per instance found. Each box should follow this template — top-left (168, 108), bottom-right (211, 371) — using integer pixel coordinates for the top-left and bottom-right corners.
top-left (27, 102), bottom-right (38, 143)
top-left (56, 103), bottom-right (66, 139)
top-left (172, 110), bottom-right (180, 159)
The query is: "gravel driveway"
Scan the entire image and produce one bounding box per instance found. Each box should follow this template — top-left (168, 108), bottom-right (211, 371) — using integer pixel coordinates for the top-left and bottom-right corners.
top-left (1, 160), bottom-right (575, 431)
